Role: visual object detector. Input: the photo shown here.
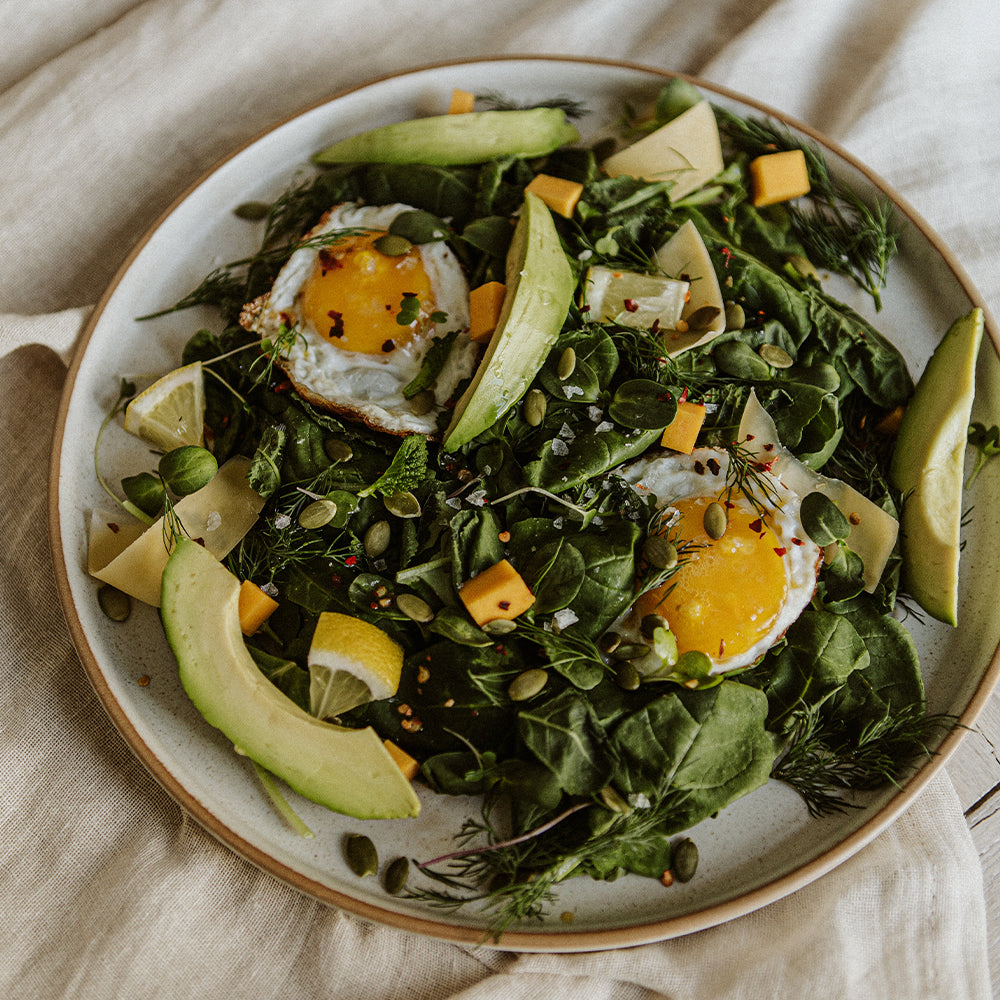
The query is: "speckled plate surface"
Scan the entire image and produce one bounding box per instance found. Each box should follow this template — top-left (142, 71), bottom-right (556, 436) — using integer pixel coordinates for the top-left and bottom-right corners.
top-left (50, 56), bottom-right (1000, 951)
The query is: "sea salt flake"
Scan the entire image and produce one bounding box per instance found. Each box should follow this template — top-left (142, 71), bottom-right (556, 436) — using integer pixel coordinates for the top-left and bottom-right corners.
top-left (552, 516), bottom-right (564, 529)
top-left (466, 489), bottom-right (487, 506)
top-left (445, 496), bottom-right (462, 509)
top-left (562, 384), bottom-right (584, 399)
top-left (552, 608), bottom-right (579, 630)
top-left (261, 582), bottom-right (279, 599)
top-left (558, 422), bottom-right (575, 441)
top-left (595, 421), bottom-right (614, 433)
top-left (550, 438), bottom-right (570, 457)
top-left (587, 405), bottom-right (603, 422)
top-left (274, 513), bottom-right (292, 529)
top-left (577, 249), bottom-right (594, 261)
top-left (204, 510), bottom-right (222, 532)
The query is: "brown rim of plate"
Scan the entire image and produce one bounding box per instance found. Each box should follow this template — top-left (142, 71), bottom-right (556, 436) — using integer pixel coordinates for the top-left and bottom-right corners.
top-left (48, 54), bottom-right (1000, 953)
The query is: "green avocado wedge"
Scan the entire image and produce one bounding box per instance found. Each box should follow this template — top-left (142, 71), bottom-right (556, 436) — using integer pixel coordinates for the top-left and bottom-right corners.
top-left (161, 538), bottom-right (420, 819)
top-left (889, 308), bottom-right (985, 625)
top-left (443, 192), bottom-right (575, 451)
top-left (312, 108), bottom-right (579, 166)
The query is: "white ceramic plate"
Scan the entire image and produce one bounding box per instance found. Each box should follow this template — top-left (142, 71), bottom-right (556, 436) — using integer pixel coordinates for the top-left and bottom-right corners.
top-left (50, 57), bottom-right (1000, 951)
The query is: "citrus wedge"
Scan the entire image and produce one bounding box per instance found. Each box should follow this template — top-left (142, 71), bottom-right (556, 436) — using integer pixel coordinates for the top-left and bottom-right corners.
top-left (582, 265), bottom-right (688, 329)
top-left (308, 612), bottom-right (404, 720)
top-left (124, 361), bottom-right (205, 450)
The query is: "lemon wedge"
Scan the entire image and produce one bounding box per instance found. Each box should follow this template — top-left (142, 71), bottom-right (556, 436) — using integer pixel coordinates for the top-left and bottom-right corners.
top-left (582, 265), bottom-right (689, 330)
top-left (124, 361), bottom-right (206, 450)
top-left (308, 612), bottom-right (404, 720)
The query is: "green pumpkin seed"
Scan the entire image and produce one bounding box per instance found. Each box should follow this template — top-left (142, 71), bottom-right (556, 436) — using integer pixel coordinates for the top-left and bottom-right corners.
top-left (713, 339), bottom-right (771, 380)
top-left (344, 834), bottom-right (378, 878)
top-left (233, 200), bottom-right (270, 221)
top-left (614, 660), bottom-right (641, 691)
top-left (643, 535), bottom-right (678, 571)
top-left (759, 343), bottom-right (794, 369)
top-left (508, 668), bottom-right (548, 702)
top-left (598, 631), bottom-right (622, 654)
top-left (298, 498), bottom-right (338, 529)
top-left (686, 304), bottom-right (721, 332)
top-left (557, 347), bottom-right (576, 380)
top-left (396, 593), bottom-right (435, 623)
top-left (384, 491), bottom-right (421, 518)
top-left (409, 389), bottom-right (436, 416)
top-left (373, 233), bottom-right (413, 257)
top-left (598, 785), bottom-right (632, 814)
top-left (364, 519), bottom-right (391, 557)
top-left (483, 618), bottom-right (518, 636)
top-left (324, 439), bottom-right (354, 463)
top-left (640, 613), bottom-right (669, 640)
top-left (384, 856), bottom-right (410, 895)
top-left (611, 642), bottom-right (648, 662)
top-left (524, 388), bottom-right (547, 427)
top-left (97, 584), bottom-right (131, 623)
top-left (672, 837), bottom-right (699, 883)
top-left (703, 501), bottom-right (728, 540)
top-left (724, 301), bottom-right (746, 331)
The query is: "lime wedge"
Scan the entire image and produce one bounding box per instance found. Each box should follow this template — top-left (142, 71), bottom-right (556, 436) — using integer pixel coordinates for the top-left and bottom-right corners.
top-left (124, 361), bottom-right (205, 450)
top-left (307, 612), bottom-right (404, 719)
top-left (889, 308), bottom-right (985, 625)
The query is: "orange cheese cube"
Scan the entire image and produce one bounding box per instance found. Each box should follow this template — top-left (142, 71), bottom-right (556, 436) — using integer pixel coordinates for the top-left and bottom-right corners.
top-left (749, 149), bottom-right (810, 207)
top-left (448, 88), bottom-right (476, 114)
top-left (524, 173), bottom-right (584, 219)
top-left (237, 580), bottom-right (279, 636)
top-left (383, 739), bottom-right (420, 781)
top-left (660, 401), bottom-right (706, 454)
top-left (459, 559), bottom-right (535, 626)
top-left (468, 281), bottom-right (507, 344)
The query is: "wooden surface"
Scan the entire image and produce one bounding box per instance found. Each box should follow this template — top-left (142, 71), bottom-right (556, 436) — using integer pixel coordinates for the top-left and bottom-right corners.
top-left (945, 694), bottom-right (1000, 991)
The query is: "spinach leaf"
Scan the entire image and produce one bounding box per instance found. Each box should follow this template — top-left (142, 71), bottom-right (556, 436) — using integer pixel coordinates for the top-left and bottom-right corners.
top-left (246, 645), bottom-right (310, 712)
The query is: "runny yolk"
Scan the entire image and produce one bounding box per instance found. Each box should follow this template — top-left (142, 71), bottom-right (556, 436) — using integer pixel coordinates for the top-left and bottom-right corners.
top-left (636, 495), bottom-right (789, 663)
top-left (299, 232), bottom-right (436, 354)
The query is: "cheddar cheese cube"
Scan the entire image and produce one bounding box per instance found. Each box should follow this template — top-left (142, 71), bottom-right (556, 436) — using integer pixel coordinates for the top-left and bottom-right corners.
top-left (383, 739), bottom-right (420, 781)
top-left (660, 400), bottom-right (706, 454)
top-left (448, 88), bottom-right (476, 114)
top-left (237, 580), bottom-right (279, 636)
top-left (524, 173), bottom-right (584, 218)
top-left (459, 559), bottom-right (535, 626)
top-left (468, 281), bottom-right (507, 344)
top-left (749, 149), bottom-right (810, 207)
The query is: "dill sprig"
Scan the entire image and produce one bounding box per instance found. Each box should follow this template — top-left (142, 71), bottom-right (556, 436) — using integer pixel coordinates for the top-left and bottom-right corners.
top-left (713, 106), bottom-right (898, 310)
top-left (474, 91), bottom-right (589, 120)
top-left (773, 700), bottom-right (954, 817)
top-left (723, 440), bottom-right (784, 517)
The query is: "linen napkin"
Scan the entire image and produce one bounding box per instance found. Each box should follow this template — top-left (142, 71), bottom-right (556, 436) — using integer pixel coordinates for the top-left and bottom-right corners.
top-left (3, 1), bottom-right (998, 997)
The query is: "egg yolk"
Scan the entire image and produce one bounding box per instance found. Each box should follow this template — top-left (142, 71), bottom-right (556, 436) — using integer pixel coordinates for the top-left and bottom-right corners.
top-left (299, 232), bottom-right (436, 354)
top-left (637, 495), bottom-right (789, 663)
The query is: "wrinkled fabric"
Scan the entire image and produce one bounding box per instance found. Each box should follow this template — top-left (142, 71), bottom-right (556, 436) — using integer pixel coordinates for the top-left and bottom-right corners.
top-left (2, 1), bottom-right (997, 997)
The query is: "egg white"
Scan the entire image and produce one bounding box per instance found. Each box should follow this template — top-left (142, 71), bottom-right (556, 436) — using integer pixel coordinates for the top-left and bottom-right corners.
top-left (620, 446), bottom-right (823, 673)
top-left (249, 202), bottom-right (477, 435)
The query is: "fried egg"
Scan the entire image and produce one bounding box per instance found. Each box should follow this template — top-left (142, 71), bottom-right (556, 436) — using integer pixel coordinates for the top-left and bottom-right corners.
top-left (244, 202), bottom-right (477, 435)
top-left (621, 447), bottom-right (823, 674)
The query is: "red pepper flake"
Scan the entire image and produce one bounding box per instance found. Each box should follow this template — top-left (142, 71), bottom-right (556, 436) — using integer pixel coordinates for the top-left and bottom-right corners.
top-left (397, 703), bottom-right (413, 716)
top-left (494, 644), bottom-right (507, 655)
top-left (318, 248), bottom-right (342, 272)
top-left (753, 459), bottom-right (776, 473)
top-left (400, 717), bottom-right (423, 733)
top-left (624, 298), bottom-right (639, 313)
top-left (344, 555), bottom-right (357, 567)
top-left (651, 318), bottom-right (660, 334)
top-left (849, 512), bottom-right (862, 526)
top-left (706, 457), bottom-right (721, 475)
top-left (326, 310), bottom-right (345, 339)
top-left (498, 530), bottom-right (511, 543)
top-left (369, 601), bottom-right (379, 610)
top-left (108, 522), bottom-right (121, 534)
top-left (330, 573), bottom-right (343, 587)
top-left (381, 339), bottom-right (395, 353)
top-left (774, 546), bottom-right (787, 557)
top-left (720, 247), bottom-right (733, 267)
top-left (791, 537), bottom-right (804, 546)
top-left (679, 386), bottom-right (689, 403)
top-left (193, 537), bottom-right (206, 547)
top-left (498, 600), bottom-right (511, 611)
top-left (724, 500), bottom-right (735, 509)
top-left (744, 433), bottom-right (756, 442)
top-left (138, 675), bottom-right (150, 687)
top-left (471, 709), bottom-right (479, 717)
top-left (661, 870), bottom-right (675, 887)
top-left (279, 311), bottom-right (295, 328)
top-left (749, 517), bottom-right (763, 533)
top-left (763, 442), bottom-right (774, 452)
top-left (719, 639), bottom-right (726, 657)
top-left (694, 460), bottom-right (705, 475)
top-left (273, 379), bottom-right (293, 394)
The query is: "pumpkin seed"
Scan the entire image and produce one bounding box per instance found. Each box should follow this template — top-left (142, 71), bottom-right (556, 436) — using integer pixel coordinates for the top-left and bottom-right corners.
top-left (364, 519), bottom-right (391, 557)
top-left (643, 535), bottom-right (678, 570)
top-left (373, 233), bottom-right (413, 257)
top-left (598, 785), bottom-right (632, 814)
top-left (557, 346), bottom-right (576, 380)
top-left (508, 668), bottom-right (548, 702)
top-left (759, 343), bottom-right (794, 369)
top-left (324, 439), bottom-right (353, 463)
top-left (409, 389), bottom-right (436, 416)
top-left (724, 300), bottom-right (746, 331)
top-left (344, 834), bottom-right (378, 878)
top-left (524, 388), bottom-right (547, 427)
top-left (98, 584), bottom-right (131, 623)
top-left (713, 339), bottom-right (772, 380)
top-left (396, 593), bottom-right (435, 623)
top-left (484, 618), bottom-right (518, 636)
top-left (611, 642), bottom-right (648, 662)
top-left (686, 304), bottom-right (721, 332)
top-left (384, 491), bottom-right (421, 518)
top-left (672, 837), bottom-right (699, 883)
top-left (703, 501), bottom-right (728, 540)
top-left (614, 661), bottom-right (641, 691)
top-left (384, 856), bottom-right (409, 895)
top-left (640, 613), bottom-right (669, 640)
top-left (598, 631), bottom-right (622, 654)
top-left (232, 200), bottom-right (270, 221)
top-left (298, 498), bottom-right (338, 529)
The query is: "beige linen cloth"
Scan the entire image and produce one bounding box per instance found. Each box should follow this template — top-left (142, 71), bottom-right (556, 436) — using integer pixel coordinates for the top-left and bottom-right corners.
top-left (3, 1), bottom-right (998, 997)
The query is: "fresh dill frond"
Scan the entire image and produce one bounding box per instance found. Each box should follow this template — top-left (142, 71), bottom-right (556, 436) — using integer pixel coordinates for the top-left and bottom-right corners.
top-left (474, 91), bottom-right (589, 120)
top-left (773, 700), bottom-right (954, 817)
top-left (722, 440), bottom-right (784, 517)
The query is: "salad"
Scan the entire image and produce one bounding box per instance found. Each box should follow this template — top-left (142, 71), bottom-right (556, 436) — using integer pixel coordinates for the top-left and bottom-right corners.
top-left (90, 77), bottom-right (987, 935)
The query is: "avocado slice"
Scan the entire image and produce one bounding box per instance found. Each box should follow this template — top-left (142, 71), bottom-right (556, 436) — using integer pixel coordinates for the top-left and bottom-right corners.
top-left (889, 308), bottom-right (985, 625)
top-left (442, 192), bottom-right (574, 451)
top-left (312, 108), bottom-right (579, 166)
top-left (161, 538), bottom-right (420, 819)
